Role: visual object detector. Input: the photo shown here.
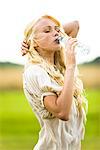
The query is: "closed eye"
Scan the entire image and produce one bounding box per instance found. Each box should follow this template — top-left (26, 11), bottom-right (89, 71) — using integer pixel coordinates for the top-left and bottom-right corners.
top-left (44, 30), bottom-right (50, 33)
top-left (43, 26), bottom-right (51, 33)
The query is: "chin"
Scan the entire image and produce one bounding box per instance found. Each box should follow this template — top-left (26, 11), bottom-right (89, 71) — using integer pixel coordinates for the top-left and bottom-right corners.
top-left (53, 44), bottom-right (61, 49)
top-left (55, 46), bottom-right (62, 51)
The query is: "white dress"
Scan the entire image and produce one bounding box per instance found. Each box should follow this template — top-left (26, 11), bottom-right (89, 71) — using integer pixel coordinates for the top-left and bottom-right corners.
top-left (23, 63), bottom-right (86, 150)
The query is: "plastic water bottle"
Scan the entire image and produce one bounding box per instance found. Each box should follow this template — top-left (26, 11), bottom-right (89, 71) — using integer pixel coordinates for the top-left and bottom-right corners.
top-left (58, 35), bottom-right (90, 56)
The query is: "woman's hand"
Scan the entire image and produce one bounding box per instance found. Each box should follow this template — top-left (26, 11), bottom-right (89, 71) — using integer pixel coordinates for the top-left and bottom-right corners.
top-left (21, 39), bottom-right (29, 56)
top-left (65, 37), bottom-right (77, 67)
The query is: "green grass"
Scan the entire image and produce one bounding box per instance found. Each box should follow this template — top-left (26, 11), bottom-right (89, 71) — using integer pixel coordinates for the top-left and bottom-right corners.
top-left (0, 89), bottom-right (100, 150)
top-left (0, 91), bottom-right (40, 150)
top-left (82, 88), bottom-right (100, 150)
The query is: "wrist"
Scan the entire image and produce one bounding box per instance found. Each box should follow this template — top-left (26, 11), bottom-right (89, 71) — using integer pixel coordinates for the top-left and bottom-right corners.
top-left (66, 64), bottom-right (76, 70)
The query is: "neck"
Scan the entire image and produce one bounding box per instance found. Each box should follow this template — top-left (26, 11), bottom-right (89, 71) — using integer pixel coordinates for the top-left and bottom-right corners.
top-left (36, 48), bottom-right (55, 65)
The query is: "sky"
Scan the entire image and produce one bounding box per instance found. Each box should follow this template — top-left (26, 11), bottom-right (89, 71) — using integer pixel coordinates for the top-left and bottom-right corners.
top-left (0, 0), bottom-right (100, 65)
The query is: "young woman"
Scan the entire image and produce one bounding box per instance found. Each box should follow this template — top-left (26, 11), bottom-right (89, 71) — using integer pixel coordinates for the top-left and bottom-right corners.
top-left (21, 15), bottom-right (88, 150)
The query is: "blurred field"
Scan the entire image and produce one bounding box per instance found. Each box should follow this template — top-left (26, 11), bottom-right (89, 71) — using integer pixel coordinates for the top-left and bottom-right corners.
top-left (0, 64), bottom-right (100, 149)
top-left (0, 67), bottom-right (23, 90)
top-left (0, 64), bottom-right (100, 90)
top-left (0, 90), bottom-right (40, 150)
top-left (78, 65), bottom-right (100, 89)
top-left (0, 89), bottom-right (100, 150)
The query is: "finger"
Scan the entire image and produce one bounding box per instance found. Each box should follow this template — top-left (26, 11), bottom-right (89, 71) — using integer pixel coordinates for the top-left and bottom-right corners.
top-left (73, 42), bottom-right (78, 48)
top-left (23, 39), bottom-right (27, 43)
top-left (21, 50), bottom-right (27, 56)
top-left (67, 41), bottom-right (77, 49)
top-left (68, 38), bottom-right (77, 45)
top-left (71, 42), bottom-right (78, 52)
top-left (21, 49), bottom-right (27, 53)
top-left (67, 36), bottom-right (72, 40)
top-left (69, 40), bottom-right (77, 49)
top-left (21, 49), bottom-right (29, 56)
top-left (23, 39), bottom-right (28, 45)
top-left (21, 50), bottom-right (26, 56)
top-left (21, 46), bottom-right (29, 51)
top-left (66, 41), bottom-right (77, 52)
top-left (22, 42), bottom-right (29, 48)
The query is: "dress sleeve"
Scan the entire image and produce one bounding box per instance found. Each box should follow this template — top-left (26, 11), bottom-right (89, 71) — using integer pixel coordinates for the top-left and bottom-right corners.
top-left (35, 66), bottom-right (63, 107)
top-left (23, 65), bottom-right (63, 118)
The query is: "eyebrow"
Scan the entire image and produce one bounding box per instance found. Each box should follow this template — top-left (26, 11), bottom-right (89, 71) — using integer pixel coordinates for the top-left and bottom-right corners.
top-left (43, 25), bottom-right (59, 29)
top-left (43, 26), bottom-right (51, 29)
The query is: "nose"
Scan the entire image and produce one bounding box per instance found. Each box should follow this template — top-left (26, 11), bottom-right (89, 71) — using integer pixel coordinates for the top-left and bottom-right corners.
top-left (53, 30), bottom-right (59, 37)
top-left (54, 33), bottom-right (59, 37)
top-left (52, 27), bottom-right (60, 37)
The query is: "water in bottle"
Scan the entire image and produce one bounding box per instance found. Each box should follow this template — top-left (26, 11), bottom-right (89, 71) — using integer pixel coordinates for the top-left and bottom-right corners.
top-left (58, 34), bottom-right (90, 56)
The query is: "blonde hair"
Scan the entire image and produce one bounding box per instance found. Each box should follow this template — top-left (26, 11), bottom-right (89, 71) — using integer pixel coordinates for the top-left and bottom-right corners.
top-left (24, 15), bottom-right (66, 84)
top-left (24, 15), bottom-right (88, 121)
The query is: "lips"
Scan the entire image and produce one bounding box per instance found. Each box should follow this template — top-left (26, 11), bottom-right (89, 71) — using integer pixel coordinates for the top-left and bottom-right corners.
top-left (54, 39), bottom-right (60, 44)
top-left (54, 36), bottom-right (64, 44)
top-left (54, 36), bottom-right (62, 44)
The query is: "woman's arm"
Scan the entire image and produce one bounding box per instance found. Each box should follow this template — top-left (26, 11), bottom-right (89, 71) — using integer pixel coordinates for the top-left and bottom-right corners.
top-left (43, 38), bottom-right (77, 121)
top-left (63, 21), bottom-right (79, 38)
top-left (44, 67), bottom-right (75, 121)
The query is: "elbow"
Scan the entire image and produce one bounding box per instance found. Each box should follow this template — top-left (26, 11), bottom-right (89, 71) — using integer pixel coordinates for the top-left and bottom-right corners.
top-left (57, 112), bottom-right (69, 121)
top-left (60, 116), bottom-right (69, 121)
top-left (74, 20), bottom-right (80, 30)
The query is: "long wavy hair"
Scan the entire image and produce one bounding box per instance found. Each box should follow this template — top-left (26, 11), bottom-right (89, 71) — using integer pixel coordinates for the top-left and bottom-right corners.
top-left (23, 15), bottom-right (88, 122)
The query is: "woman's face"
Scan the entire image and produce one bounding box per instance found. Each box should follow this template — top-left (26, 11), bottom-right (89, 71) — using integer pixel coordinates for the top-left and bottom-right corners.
top-left (33, 18), bottom-right (62, 52)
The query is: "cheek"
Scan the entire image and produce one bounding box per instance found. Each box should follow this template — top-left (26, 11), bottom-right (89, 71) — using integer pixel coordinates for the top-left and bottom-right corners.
top-left (39, 39), bottom-right (50, 49)
top-left (36, 34), bottom-right (51, 48)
